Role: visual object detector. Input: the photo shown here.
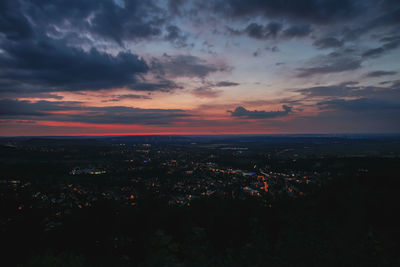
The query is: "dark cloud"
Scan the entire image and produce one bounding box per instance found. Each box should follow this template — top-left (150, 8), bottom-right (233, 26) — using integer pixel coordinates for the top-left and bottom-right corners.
top-left (211, 0), bottom-right (399, 49)
top-left (0, 99), bottom-right (80, 116)
top-left (254, 46), bottom-right (279, 57)
top-left (391, 80), bottom-right (400, 88)
top-left (379, 80), bottom-right (400, 87)
top-left (283, 24), bottom-right (312, 38)
top-left (0, 20), bottom-right (227, 94)
top-left (285, 79), bottom-right (400, 132)
top-left (365, 4), bottom-right (400, 29)
top-left (295, 82), bottom-right (399, 98)
top-left (341, 2), bottom-right (400, 41)
top-left (91, 1), bottom-right (163, 44)
top-left (0, 99), bottom-right (191, 125)
top-left (0, 38), bottom-right (148, 92)
top-left (297, 50), bottom-right (362, 77)
top-left (228, 105), bottom-right (292, 119)
top-left (299, 35), bottom-right (398, 77)
top-left (107, 94), bottom-right (152, 102)
top-left (130, 80), bottom-right (182, 92)
top-left (215, 81), bottom-right (239, 87)
top-left (231, 22), bottom-right (311, 40)
top-left (318, 98), bottom-right (400, 111)
top-left (296, 84), bottom-right (358, 97)
top-left (362, 48), bottom-right (385, 58)
top-left (362, 36), bottom-right (400, 58)
top-left (164, 25), bottom-right (188, 48)
top-left (76, 106), bottom-right (191, 125)
top-left (0, 0), bottom-right (33, 40)
top-left (18, 0), bottom-right (165, 45)
top-left (215, 0), bottom-right (361, 24)
top-left (0, 91), bottom-right (64, 100)
top-left (293, 81), bottom-right (400, 129)
top-left (168, 0), bottom-right (186, 15)
top-left (3, 0), bottom-right (400, 47)
top-left (153, 54), bottom-right (231, 78)
top-left (0, 99), bottom-right (44, 116)
top-left (365, 70), bottom-right (397, 78)
top-left (313, 37), bottom-right (344, 49)
top-left (244, 22), bottom-right (282, 40)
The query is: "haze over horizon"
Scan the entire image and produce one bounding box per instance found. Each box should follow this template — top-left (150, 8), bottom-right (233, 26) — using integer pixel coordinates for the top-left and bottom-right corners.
top-left (1, 0), bottom-right (400, 136)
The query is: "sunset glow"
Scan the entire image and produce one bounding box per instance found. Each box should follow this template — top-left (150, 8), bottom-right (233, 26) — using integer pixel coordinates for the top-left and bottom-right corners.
top-left (1, 0), bottom-right (399, 136)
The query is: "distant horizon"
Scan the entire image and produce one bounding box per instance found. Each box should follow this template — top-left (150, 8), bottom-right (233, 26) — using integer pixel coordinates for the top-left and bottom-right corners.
top-left (2, 132), bottom-right (400, 138)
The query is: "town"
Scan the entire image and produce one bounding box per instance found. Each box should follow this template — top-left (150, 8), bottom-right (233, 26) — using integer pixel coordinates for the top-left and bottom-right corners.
top-left (1, 135), bottom-right (399, 266)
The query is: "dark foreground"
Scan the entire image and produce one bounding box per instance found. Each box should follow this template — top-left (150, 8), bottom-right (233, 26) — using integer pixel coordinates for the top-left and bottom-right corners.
top-left (1, 135), bottom-right (399, 266)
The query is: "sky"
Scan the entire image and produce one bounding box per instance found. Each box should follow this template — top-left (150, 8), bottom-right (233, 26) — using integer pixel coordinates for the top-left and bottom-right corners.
top-left (0, 0), bottom-right (400, 136)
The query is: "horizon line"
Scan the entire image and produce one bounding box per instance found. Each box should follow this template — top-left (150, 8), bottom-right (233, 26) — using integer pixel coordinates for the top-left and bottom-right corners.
top-left (1, 133), bottom-right (400, 138)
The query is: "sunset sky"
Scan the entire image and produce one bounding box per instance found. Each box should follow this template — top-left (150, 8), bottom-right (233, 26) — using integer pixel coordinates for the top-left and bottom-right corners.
top-left (1, 0), bottom-right (400, 136)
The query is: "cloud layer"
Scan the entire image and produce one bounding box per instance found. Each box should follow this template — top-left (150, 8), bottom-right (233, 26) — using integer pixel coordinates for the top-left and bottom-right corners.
top-left (1, 0), bottom-right (400, 135)
top-left (229, 105), bottom-right (292, 119)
